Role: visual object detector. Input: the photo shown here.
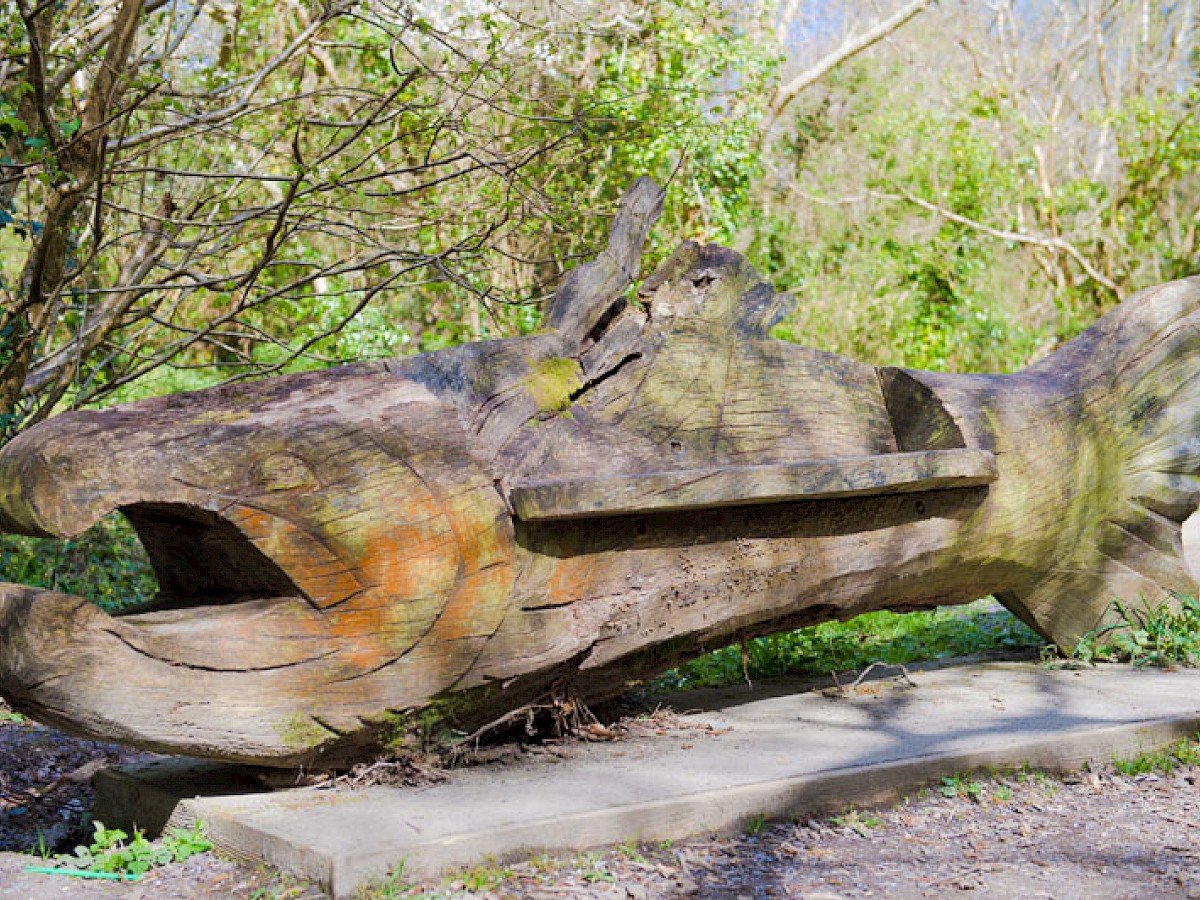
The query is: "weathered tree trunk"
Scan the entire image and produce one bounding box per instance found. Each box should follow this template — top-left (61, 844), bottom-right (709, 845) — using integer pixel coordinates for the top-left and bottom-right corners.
top-left (1, 178), bottom-right (1198, 766)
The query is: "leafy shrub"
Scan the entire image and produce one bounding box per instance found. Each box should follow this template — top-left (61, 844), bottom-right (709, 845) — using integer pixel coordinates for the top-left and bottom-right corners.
top-left (0, 513), bottom-right (155, 612)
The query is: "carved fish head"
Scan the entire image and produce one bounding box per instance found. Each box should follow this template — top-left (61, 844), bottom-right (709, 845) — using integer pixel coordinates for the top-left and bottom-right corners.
top-left (0, 360), bottom-right (524, 764)
top-left (4, 174), bottom-right (1200, 767)
top-left (0, 179), bottom-right (669, 766)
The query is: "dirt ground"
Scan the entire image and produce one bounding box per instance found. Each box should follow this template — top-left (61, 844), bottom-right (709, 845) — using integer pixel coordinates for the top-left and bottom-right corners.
top-left (4, 703), bottom-right (1200, 898)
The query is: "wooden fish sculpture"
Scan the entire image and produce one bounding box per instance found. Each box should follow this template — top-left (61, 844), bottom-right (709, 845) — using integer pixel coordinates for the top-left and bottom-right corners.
top-left (1, 177), bottom-right (1198, 766)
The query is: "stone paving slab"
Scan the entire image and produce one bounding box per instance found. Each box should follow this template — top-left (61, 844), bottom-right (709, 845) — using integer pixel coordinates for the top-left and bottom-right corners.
top-left (93, 661), bottom-right (1200, 897)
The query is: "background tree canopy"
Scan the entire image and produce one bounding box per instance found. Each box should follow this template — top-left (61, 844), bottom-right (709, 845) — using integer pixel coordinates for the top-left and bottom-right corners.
top-left (2, 0), bottom-right (1197, 441)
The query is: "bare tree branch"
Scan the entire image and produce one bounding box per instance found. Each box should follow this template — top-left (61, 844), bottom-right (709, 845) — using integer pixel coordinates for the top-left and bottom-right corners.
top-left (761, 0), bottom-right (934, 133)
top-left (871, 187), bottom-right (1122, 297)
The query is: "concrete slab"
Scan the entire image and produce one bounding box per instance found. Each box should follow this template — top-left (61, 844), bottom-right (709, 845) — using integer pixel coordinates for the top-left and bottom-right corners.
top-left (94, 661), bottom-right (1200, 898)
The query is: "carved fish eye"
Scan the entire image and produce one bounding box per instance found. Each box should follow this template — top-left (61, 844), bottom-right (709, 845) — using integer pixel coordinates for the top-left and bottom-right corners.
top-left (254, 454), bottom-right (317, 493)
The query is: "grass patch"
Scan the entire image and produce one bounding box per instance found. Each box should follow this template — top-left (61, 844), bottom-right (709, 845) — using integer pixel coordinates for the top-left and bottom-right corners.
top-left (1113, 735), bottom-right (1200, 776)
top-left (654, 598), bottom-right (1042, 690)
top-left (743, 813), bottom-right (769, 837)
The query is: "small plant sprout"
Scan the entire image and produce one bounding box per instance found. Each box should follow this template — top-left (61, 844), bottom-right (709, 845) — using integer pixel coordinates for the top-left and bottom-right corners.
top-left (617, 840), bottom-right (645, 863)
top-left (938, 775), bottom-right (986, 802)
top-left (830, 809), bottom-right (882, 837)
top-left (577, 852), bottom-right (616, 884)
top-left (745, 813), bottom-right (769, 837)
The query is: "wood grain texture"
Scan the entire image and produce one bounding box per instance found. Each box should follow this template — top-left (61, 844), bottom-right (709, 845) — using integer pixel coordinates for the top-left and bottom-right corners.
top-left (0, 178), bottom-right (1197, 766)
top-left (510, 449), bottom-right (998, 520)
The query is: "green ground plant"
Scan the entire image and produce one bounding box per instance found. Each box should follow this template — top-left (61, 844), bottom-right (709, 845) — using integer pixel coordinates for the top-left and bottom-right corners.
top-left (576, 852), bottom-right (617, 884)
top-left (616, 840), bottom-right (645, 863)
top-left (1073, 595), bottom-right (1200, 668)
top-left (938, 775), bottom-right (985, 803)
top-left (744, 813), bottom-right (769, 837)
top-left (354, 862), bottom-right (416, 899)
top-left (1013, 765), bottom-right (1058, 793)
top-left (51, 821), bottom-right (212, 878)
top-left (830, 809), bottom-right (882, 836)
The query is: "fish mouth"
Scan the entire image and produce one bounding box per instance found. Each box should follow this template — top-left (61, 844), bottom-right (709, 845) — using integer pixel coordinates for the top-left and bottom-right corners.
top-left (0, 501), bottom-right (372, 767)
top-left (0, 365), bottom-right (518, 767)
top-left (116, 502), bottom-right (305, 616)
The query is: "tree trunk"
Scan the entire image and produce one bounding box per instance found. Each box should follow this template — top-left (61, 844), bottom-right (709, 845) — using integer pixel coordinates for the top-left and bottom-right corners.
top-left (0, 178), bottom-right (1197, 766)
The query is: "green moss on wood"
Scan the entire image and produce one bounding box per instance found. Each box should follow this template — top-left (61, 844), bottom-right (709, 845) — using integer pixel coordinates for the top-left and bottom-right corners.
top-left (275, 712), bottom-right (337, 750)
top-left (380, 684), bottom-right (505, 751)
top-left (523, 357), bottom-right (584, 414)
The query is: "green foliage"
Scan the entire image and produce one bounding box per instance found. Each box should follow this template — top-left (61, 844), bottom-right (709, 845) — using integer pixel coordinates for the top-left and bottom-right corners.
top-left (752, 8), bottom-right (1200, 376)
top-left (938, 775), bottom-right (985, 803)
top-left (655, 599), bottom-right (1042, 691)
top-left (752, 57), bottom-right (1047, 373)
top-left (0, 513), bottom-right (155, 612)
top-left (1073, 594), bottom-right (1200, 668)
top-left (0, 514), bottom-right (155, 611)
top-left (1108, 91), bottom-right (1200, 284)
top-left (1112, 735), bottom-right (1200, 776)
top-left (55, 821), bottom-right (212, 877)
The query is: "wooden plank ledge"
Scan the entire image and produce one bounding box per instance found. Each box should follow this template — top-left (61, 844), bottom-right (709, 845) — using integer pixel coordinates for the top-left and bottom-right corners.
top-left (509, 448), bottom-right (998, 521)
